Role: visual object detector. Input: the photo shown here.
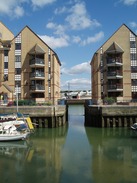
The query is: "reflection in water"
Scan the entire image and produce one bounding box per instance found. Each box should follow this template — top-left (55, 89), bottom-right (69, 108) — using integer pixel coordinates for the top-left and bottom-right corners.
top-left (60, 110), bottom-right (91, 183)
top-left (86, 127), bottom-right (137, 183)
top-left (29, 126), bottom-right (68, 183)
top-left (0, 126), bottom-right (68, 183)
top-left (1, 105), bottom-right (137, 183)
top-left (0, 141), bottom-right (32, 183)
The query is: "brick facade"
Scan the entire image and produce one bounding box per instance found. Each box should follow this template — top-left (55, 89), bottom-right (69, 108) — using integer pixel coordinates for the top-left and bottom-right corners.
top-left (91, 24), bottom-right (137, 104)
top-left (0, 22), bottom-right (61, 105)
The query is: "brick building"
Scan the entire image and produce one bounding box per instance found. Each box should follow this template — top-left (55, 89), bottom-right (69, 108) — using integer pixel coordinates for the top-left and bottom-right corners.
top-left (91, 24), bottom-right (137, 104)
top-left (0, 22), bottom-right (61, 105)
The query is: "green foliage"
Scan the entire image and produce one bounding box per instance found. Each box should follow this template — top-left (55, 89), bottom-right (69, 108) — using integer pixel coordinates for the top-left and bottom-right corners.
top-left (14, 100), bottom-right (52, 106)
top-left (14, 100), bottom-right (36, 106)
top-left (104, 97), bottom-right (116, 105)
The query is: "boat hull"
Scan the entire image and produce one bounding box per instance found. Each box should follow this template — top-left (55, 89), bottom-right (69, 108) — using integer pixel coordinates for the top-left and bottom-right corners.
top-left (0, 132), bottom-right (30, 142)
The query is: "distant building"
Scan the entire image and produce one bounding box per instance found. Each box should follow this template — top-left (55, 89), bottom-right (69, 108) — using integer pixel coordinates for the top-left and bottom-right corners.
top-left (91, 24), bottom-right (137, 104)
top-left (0, 22), bottom-right (61, 105)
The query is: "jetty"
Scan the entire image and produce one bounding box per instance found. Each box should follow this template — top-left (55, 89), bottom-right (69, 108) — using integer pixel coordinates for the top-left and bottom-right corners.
top-left (0, 105), bottom-right (66, 128)
top-left (85, 104), bottom-right (137, 128)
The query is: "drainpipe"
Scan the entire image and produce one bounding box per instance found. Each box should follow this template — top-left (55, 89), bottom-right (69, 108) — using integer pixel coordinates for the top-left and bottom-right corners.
top-left (52, 54), bottom-right (55, 105)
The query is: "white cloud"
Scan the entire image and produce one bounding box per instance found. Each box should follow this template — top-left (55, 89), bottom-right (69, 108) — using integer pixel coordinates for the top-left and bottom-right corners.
top-left (81, 31), bottom-right (104, 46)
top-left (61, 62), bottom-right (91, 75)
top-left (72, 36), bottom-right (81, 44)
top-left (129, 21), bottom-right (137, 34)
top-left (0, 0), bottom-right (57, 18)
top-left (46, 22), bottom-right (67, 36)
top-left (129, 21), bottom-right (137, 28)
top-left (54, 6), bottom-right (67, 14)
top-left (14, 6), bottom-right (24, 17)
top-left (31, 0), bottom-right (56, 8)
top-left (0, 0), bottom-right (26, 18)
top-left (120, 0), bottom-right (137, 5)
top-left (66, 2), bottom-right (101, 30)
top-left (43, 22), bottom-right (70, 48)
top-left (61, 78), bottom-right (91, 90)
top-left (39, 35), bottom-right (69, 49)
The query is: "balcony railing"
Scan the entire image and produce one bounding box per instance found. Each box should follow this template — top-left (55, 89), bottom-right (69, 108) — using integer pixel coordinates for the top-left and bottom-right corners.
top-left (30, 84), bottom-right (45, 91)
top-left (108, 84), bottom-right (123, 90)
top-left (30, 72), bottom-right (45, 78)
top-left (30, 58), bottom-right (45, 65)
top-left (107, 58), bottom-right (122, 66)
top-left (107, 70), bottom-right (123, 77)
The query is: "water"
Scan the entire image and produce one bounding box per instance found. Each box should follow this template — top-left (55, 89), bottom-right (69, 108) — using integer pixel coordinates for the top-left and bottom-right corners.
top-left (0, 105), bottom-right (137, 183)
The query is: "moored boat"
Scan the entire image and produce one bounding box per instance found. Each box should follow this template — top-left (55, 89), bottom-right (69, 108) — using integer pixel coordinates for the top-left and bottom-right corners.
top-left (0, 124), bottom-right (30, 141)
top-left (0, 113), bottom-right (34, 132)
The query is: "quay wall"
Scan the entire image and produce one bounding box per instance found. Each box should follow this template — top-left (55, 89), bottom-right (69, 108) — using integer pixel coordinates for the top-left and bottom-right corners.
top-left (0, 105), bottom-right (67, 128)
top-left (85, 105), bottom-right (137, 127)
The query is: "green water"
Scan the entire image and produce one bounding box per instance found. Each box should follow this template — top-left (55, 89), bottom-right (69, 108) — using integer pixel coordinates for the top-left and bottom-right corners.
top-left (0, 105), bottom-right (137, 183)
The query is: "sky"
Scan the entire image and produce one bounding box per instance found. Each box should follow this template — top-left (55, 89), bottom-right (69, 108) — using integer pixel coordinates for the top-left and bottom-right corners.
top-left (0, 0), bottom-right (137, 91)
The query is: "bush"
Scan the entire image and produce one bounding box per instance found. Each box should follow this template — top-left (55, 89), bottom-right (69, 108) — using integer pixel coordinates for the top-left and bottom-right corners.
top-left (14, 100), bottom-right (37, 106)
top-left (104, 97), bottom-right (115, 105)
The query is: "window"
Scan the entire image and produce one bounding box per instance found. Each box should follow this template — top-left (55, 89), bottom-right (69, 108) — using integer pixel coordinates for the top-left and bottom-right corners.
top-left (48, 54), bottom-right (51, 61)
top-left (15, 68), bottom-right (21, 74)
top-left (15, 81), bottom-right (21, 87)
top-left (48, 67), bottom-right (51, 74)
top-left (4, 50), bottom-right (8, 56)
top-left (131, 66), bottom-right (137, 73)
top-left (4, 62), bottom-right (8, 69)
top-left (15, 55), bottom-right (21, 62)
top-left (131, 53), bottom-right (137, 60)
top-left (130, 41), bottom-right (136, 48)
top-left (4, 74), bottom-right (8, 81)
top-left (15, 43), bottom-right (21, 50)
top-left (132, 79), bottom-right (137, 85)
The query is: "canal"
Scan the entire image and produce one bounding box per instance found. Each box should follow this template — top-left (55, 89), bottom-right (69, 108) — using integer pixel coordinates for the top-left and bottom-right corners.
top-left (0, 105), bottom-right (137, 183)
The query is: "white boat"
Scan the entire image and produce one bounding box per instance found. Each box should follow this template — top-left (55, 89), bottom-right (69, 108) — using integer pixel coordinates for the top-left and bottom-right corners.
top-left (131, 123), bottom-right (137, 130)
top-left (0, 112), bottom-right (34, 132)
top-left (0, 124), bottom-right (30, 141)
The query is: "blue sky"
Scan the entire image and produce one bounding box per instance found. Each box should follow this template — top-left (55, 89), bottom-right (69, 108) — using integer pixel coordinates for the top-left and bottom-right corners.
top-left (0, 0), bottom-right (137, 91)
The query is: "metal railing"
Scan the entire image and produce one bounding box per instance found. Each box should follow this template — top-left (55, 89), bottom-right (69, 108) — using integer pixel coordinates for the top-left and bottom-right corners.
top-left (108, 84), bottom-right (123, 90)
top-left (30, 72), bottom-right (45, 78)
top-left (107, 58), bottom-right (122, 65)
top-left (30, 58), bottom-right (44, 65)
top-left (30, 85), bottom-right (45, 91)
top-left (107, 70), bottom-right (123, 77)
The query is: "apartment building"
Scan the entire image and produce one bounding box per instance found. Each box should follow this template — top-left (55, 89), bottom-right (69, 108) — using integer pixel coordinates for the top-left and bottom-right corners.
top-left (91, 24), bottom-right (137, 104)
top-left (0, 22), bottom-right (61, 105)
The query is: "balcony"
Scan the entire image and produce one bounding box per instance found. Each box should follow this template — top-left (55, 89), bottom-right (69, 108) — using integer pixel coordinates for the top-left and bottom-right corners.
top-left (107, 70), bottom-right (123, 79)
top-left (30, 84), bottom-right (45, 92)
top-left (108, 84), bottom-right (123, 92)
top-left (30, 72), bottom-right (45, 80)
top-left (30, 58), bottom-right (45, 67)
top-left (107, 58), bottom-right (123, 66)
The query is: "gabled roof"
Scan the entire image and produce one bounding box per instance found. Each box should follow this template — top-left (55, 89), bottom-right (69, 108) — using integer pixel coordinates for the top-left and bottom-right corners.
top-left (91, 24), bottom-right (136, 63)
top-left (105, 42), bottom-right (124, 53)
top-left (2, 83), bottom-right (13, 93)
top-left (13, 25), bottom-right (61, 66)
top-left (29, 44), bottom-right (45, 54)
